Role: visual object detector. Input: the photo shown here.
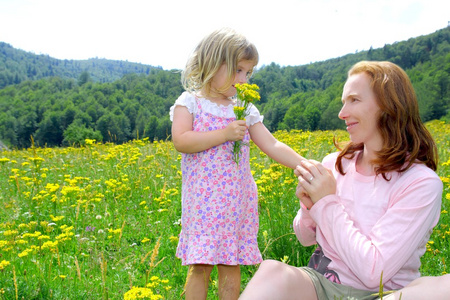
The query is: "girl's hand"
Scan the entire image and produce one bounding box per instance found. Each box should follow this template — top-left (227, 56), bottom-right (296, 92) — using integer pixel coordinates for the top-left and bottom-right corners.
top-left (224, 120), bottom-right (247, 141)
top-left (295, 160), bottom-right (336, 204)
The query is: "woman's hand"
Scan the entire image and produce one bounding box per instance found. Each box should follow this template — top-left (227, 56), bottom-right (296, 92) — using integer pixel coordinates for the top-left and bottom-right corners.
top-left (295, 160), bottom-right (336, 205)
top-left (295, 182), bottom-right (314, 209)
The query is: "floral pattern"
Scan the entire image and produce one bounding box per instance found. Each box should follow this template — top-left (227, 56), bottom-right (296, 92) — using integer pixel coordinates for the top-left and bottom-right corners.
top-left (174, 93), bottom-right (262, 265)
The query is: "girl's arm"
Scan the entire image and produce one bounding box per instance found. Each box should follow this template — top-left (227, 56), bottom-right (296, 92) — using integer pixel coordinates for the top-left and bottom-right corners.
top-left (172, 106), bottom-right (247, 153)
top-left (249, 122), bottom-right (305, 169)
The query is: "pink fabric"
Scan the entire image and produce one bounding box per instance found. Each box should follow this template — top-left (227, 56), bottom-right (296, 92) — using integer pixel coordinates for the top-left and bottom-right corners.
top-left (294, 151), bottom-right (442, 291)
top-left (174, 93), bottom-right (262, 265)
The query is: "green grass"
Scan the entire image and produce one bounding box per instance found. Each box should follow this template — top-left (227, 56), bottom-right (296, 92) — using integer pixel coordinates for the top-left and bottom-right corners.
top-left (0, 120), bottom-right (449, 299)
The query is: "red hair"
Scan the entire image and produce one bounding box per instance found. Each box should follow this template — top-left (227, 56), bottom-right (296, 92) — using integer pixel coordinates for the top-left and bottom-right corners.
top-left (335, 61), bottom-right (438, 180)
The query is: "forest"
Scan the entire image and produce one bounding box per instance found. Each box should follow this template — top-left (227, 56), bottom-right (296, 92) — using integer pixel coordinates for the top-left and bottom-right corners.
top-left (0, 26), bottom-right (449, 149)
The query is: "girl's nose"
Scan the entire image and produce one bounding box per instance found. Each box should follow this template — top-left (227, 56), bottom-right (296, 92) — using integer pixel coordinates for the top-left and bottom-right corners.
top-left (238, 73), bottom-right (247, 84)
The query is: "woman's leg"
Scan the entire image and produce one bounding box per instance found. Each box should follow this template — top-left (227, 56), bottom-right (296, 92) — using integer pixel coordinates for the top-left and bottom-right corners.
top-left (184, 264), bottom-right (214, 300)
top-left (217, 264), bottom-right (241, 300)
top-left (239, 260), bottom-right (318, 300)
top-left (383, 274), bottom-right (450, 300)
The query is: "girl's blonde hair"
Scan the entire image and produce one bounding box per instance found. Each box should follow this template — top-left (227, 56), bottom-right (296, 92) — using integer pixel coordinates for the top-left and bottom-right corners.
top-left (181, 28), bottom-right (259, 98)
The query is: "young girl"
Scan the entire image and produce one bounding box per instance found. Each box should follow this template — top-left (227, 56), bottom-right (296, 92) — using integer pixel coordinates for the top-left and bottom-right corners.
top-left (170, 28), bottom-right (304, 299)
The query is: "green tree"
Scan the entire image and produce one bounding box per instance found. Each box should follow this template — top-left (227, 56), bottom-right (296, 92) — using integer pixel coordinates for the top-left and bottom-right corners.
top-left (145, 115), bottom-right (159, 141)
top-left (0, 112), bottom-right (17, 147)
top-left (16, 111), bottom-right (38, 148)
top-left (78, 71), bottom-right (92, 86)
top-left (155, 117), bottom-right (171, 140)
top-left (96, 112), bottom-right (131, 143)
top-left (63, 119), bottom-right (103, 146)
top-left (34, 111), bottom-right (64, 147)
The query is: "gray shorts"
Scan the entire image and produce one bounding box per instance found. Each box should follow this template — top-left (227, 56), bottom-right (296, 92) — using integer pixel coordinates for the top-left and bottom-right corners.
top-left (301, 267), bottom-right (395, 300)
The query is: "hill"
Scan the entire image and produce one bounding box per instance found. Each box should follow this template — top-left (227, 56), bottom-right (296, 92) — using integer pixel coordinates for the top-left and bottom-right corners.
top-left (0, 26), bottom-right (449, 149)
top-left (0, 42), bottom-right (159, 89)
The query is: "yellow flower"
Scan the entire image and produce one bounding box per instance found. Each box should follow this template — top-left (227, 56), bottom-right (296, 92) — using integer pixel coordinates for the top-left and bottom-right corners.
top-left (50, 215), bottom-right (65, 222)
top-left (169, 236), bottom-right (179, 244)
top-left (233, 83), bottom-right (261, 165)
top-left (85, 138), bottom-right (96, 145)
top-left (123, 287), bottom-right (162, 300)
top-left (3, 230), bottom-right (18, 237)
top-left (233, 106), bottom-right (245, 116)
top-left (0, 260), bottom-right (10, 270)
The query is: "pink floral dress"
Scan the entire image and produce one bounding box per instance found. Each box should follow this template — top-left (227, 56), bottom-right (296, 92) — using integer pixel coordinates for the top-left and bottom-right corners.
top-left (169, 92), bottom-right (264, 265)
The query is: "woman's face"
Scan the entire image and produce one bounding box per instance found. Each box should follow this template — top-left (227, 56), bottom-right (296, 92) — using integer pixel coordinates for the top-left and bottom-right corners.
top-left (210, 60), bottom-right (254, 99)
top-left (339, 72), bottom-right (383, 151)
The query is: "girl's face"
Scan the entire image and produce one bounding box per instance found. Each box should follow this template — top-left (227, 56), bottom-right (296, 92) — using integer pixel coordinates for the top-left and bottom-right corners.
top-left (339, 73), bottom-right (383, 151)
top-left (210, 60), bottom-right (254, 100)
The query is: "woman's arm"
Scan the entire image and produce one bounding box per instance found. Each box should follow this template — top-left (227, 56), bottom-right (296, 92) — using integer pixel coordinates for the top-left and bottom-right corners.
top-left (293, 204), bottom-right (317, 246)
top-left (308, 171), bottom-right (442, 289)
top-left (171, 106), bottom-right (247, 153)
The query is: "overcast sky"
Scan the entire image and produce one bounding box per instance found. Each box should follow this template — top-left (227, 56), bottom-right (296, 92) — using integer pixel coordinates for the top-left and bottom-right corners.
top-left (0, 0), bottom-right (448, 70)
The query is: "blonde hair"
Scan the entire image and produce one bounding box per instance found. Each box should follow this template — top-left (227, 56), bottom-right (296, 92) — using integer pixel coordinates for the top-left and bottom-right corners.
top-left (181, 28), bottom-right (259, 98)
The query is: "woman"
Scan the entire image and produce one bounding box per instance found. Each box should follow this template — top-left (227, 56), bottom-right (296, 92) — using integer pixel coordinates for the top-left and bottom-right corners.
top-left (239, 61), bottom-right (449, 299)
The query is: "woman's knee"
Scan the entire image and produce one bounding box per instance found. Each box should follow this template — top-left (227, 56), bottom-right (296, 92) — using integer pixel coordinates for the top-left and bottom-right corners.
top-left (255, 260), bottom-right (304, 287)
top-left (257, 259), bottom-right (286, 275)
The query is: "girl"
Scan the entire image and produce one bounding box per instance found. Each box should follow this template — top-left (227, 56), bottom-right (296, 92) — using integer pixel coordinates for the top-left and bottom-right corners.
top-left (240, 61), bottom-right (450, 299)
top-left (170, 28), bottom-right (304, 299)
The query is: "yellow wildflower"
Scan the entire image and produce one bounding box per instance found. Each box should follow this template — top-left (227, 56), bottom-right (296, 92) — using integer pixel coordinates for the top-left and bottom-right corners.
top-left (0, 260), bottom-right (10, 270)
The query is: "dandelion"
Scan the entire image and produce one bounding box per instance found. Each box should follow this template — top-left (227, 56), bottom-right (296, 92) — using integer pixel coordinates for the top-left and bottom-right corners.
top-left (123, 286), bottom-right (163, 300)
top-left (281, 255), bottom-right (290, 263)
top-left (85, 139), bottom-right (96, 145)
top-left (3, 230), bottom-right (18, 237)
top-left (232, 83), bottom-right (260, 165)
top-left (169, 236), bottom-right (178, 244)
top-left (50, 215), bottom-right (65, 222)
top-left (0, 260), bottom-right (10, 270)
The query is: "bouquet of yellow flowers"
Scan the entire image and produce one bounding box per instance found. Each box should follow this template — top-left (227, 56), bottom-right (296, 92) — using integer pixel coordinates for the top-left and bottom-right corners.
top-left (233, 83), bottom-right (261, 165)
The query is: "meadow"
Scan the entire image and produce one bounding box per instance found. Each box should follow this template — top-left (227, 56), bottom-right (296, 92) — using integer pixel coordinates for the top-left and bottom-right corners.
top-left (0, 120), bottom-right (449, 299)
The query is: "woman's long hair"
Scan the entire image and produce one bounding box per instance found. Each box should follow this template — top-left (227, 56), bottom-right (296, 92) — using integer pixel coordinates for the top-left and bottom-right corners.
top-left (335, 61), bottom-right (438, 180)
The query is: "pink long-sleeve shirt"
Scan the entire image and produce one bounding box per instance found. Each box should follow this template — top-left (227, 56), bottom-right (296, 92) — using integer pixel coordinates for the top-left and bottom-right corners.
top-left (293, 151), bottom-right (443, 291)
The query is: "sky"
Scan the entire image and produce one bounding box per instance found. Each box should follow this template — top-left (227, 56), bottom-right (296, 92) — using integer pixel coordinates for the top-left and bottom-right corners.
top-left (0, 0), bottom-right (448, 71)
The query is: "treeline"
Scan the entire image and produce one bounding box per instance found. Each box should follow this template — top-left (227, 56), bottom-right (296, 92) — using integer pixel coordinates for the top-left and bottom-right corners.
top-left (0, 26), bottom-right (449, 149)
top-left (0, 42), bottom-right (160, 89)
top-left (0, 70), bottom-right (183, 148)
